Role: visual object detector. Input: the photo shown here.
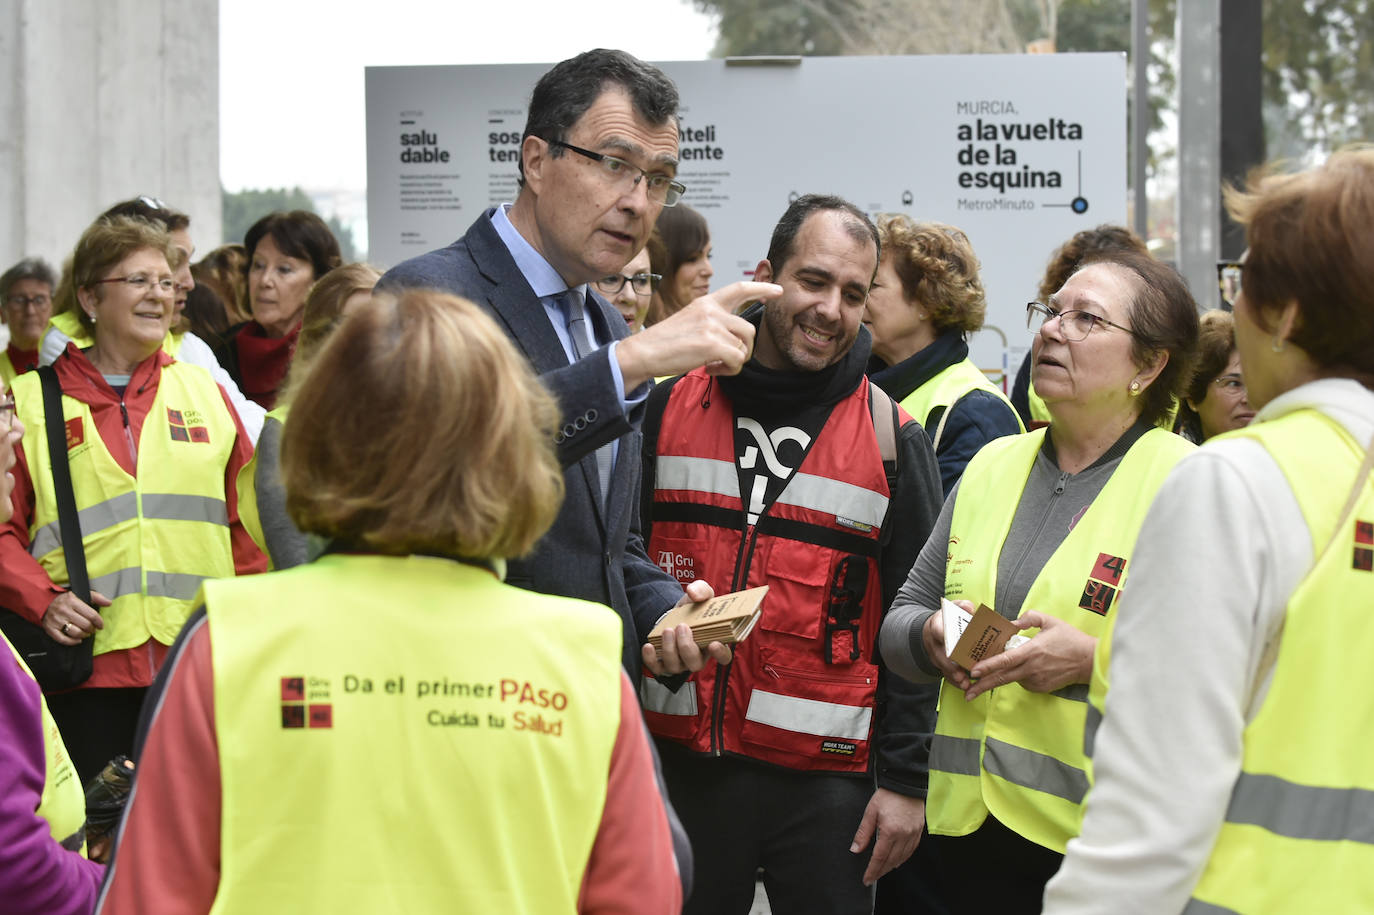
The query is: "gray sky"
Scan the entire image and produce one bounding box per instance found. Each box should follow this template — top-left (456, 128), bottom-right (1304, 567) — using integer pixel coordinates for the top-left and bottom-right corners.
top-left (219, 0), bottom-right (719, 192)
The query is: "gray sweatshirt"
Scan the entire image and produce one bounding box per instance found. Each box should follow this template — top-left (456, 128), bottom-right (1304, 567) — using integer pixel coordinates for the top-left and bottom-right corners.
top-left (880, 422), bottom-right (1150, 682)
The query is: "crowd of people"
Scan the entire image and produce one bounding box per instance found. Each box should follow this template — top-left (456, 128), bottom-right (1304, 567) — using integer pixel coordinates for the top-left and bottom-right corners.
top-left (0, 46), bottom-right (1370, 915)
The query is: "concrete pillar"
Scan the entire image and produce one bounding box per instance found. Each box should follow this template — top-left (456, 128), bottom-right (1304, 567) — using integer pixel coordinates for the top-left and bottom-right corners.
top-left (0, 0), bottom-right (220, 271)
top-left (1176, 0), bottom-right (1221, 310)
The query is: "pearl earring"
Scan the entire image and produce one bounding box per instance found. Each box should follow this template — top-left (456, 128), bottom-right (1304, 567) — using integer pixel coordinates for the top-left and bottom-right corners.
top-left (1129, 380), bottom-right (1141, 396)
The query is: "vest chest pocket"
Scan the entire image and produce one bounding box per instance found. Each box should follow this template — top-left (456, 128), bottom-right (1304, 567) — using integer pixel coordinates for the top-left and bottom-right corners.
top-left (754, 539), bottom-right (831, 641)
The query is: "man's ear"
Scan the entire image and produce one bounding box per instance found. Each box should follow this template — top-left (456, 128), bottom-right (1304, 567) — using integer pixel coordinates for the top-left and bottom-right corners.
top-left (753, 259), bottom-right (773, 284)
top-left (521, 135), bottom-right (549, 194)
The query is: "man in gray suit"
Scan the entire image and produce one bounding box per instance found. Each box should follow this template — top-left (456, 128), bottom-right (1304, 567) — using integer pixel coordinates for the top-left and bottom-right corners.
top-left (378, 49), bottom-right (778, 678)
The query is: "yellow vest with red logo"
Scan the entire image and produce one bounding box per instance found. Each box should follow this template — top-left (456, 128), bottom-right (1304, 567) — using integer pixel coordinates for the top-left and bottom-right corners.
top-left (11, 361), bottom-right (237, 655)
top-left (203, 553), bottom-right (623, 914)
top-left (2, 633), bottom-right (88, 854)
top-left (1183, 410), bottom-right (1374, 914)
top-left (929, 426), bottom-right (1192, 851)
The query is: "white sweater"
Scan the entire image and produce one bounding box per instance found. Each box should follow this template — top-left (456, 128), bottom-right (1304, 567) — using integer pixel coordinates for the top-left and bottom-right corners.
top-left (1043, 378), bottom-right (1374, 914)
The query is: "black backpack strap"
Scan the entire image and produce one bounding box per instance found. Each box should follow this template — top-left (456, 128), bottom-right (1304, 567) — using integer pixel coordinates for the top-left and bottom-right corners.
top-left (37, 366), bottom-right (91, 605)
top-left (867, 382), bottom-right (899, 494)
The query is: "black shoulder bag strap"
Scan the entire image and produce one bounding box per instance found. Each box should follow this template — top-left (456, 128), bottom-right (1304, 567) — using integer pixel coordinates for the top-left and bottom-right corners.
top-left (37, 365), bottom-right (92, 605)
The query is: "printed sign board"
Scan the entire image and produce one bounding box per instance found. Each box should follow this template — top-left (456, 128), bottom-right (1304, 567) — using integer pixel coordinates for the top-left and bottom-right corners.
top-left (366, 53), bottom-right (1127, 381)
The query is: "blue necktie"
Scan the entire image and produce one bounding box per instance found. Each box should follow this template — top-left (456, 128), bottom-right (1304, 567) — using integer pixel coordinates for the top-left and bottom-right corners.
top-left (561, 289), bottom-right (613, 502)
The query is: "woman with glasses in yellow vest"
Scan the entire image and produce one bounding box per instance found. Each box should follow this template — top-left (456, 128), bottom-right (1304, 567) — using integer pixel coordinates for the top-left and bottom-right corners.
top-left (0, 394), bottom-right (107, 914)
top-left (865, 215), bottom-right (1024, 495)
top-left (99, 290), bottom-right (690, 914)
top-left (1011, 225), bottom-right (1152, 431)
top-left (0, 217), bottom-right (266, 786)
top-left (879, 249), bottom-right (1199, 912)
top-left (1045, 148), bottom-right (1374, 915)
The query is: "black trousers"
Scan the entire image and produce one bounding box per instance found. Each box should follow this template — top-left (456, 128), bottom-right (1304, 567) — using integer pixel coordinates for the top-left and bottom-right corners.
top-left (659, 743), bottom-right (876, 915)
top-left (899, 815), bottom-right (1065, 915)
top-left (45, 686), bottom-right (148, 785)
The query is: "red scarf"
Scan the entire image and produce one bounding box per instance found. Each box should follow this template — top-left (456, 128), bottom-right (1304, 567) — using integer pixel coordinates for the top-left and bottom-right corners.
top-left (234, 322), bottom-right (299, 409)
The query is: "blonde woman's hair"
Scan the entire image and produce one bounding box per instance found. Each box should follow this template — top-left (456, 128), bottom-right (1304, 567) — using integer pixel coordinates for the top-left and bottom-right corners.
top-left (282, 290), bottom-right (564, 560)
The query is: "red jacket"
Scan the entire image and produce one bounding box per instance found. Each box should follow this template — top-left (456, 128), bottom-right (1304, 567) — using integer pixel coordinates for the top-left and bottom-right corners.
top-left (643, 370), bottom-right (891, 774)
top-left (0, 345), bottom-right (266, 690)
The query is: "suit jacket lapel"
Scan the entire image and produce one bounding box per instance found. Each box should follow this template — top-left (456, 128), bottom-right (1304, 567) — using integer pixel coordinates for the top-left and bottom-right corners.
top-left (465, 212), bottom-right (569, 372)
top-left (465, 212), bottom-right (610, 527)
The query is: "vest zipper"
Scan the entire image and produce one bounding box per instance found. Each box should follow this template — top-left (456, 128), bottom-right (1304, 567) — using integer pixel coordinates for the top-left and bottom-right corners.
top-left (1003, 470), bottom-right (1070, 610)
top-left (710, 521), bottom-right (760, 756)
top-left (119, 399), bottom-right (138, 466)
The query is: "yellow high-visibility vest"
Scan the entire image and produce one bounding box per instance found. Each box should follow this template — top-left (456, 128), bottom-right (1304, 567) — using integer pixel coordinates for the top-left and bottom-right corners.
top-left (203, 553), bottom-right (625, 914)
top-left (928, 426), bottom-right (1192, 852)
top-left (2, 633), bottom-right (88, 855)
top-left (11, 361), bottom-right (238, 654)
top-left (898, 357), bottom-right (1023, 451)
top-left (1184, 409), bottom-right (1374, 914)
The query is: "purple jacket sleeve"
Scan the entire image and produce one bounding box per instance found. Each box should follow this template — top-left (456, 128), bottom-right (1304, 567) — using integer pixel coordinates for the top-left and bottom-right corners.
top-left (0, 643), bottom-right (105, 914)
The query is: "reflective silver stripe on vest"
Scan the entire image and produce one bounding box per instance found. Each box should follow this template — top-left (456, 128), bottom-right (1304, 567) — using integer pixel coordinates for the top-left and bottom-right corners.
top-left (29, 492), bottom-right (138, 558)
top-left (984, 737), bottom-right (1089, 804)
top-left (141, 493), bottom-right (228, 526)
top-left (640, 676), bottom-right (698, 716)
top-left (1083, 703), bottom-right (1103, 758)
top-left (1224, 772), bottom-right (1374, 844)
top-left (1181, 899), bottom-right (1239, 914)
top-left (1053, 683), bottom-right (1090, 704)
top-left (778, 473), bottom-right (889, 528)
top-left (29, 492), bottom-right (227, 559)
top-left (655, 455), bottom-right (739, 498)
top-left (930, 734), bottom-right (982, 777)
top-left (744, 689), bottom-right (872, 742)
top-left (90, 567), bottom-right (144, 600)
top-left (145, 571), bottom-right (208, 601)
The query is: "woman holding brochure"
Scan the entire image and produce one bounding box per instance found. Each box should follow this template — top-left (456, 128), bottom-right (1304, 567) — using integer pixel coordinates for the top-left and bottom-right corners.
top-left (879, 248), bottom-right (1198, 911)
top-left (1044, 147), bottom-right (1374, 914)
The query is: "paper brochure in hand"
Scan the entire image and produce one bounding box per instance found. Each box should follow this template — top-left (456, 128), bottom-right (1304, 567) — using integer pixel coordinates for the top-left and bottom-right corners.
top-left (942, 599), bottom-right (1029, 671)
top-left (647, 586), bottom-right (769, 658)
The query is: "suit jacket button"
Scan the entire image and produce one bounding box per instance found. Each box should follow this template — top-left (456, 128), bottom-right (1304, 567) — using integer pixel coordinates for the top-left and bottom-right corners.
top-left (574, 416), bottom-right (587, 430)
top-left (562, 424), bottom-right (576, 438)
top-left (586, 409), bottom-right (598, 423)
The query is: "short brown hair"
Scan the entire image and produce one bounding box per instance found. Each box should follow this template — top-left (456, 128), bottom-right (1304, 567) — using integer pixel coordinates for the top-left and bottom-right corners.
top-left (193, 244), bottom-right (251, 324)
top-left (71, 217), bottom-right (177, 332)
top-left (877, 215), bottom-right (986, 335)
top-left (1038, 225), bottom-right (1149, 304)
top-left (244, 211), bottom-right (342, 281)
top-left (1075, 250), bottom-right (1200, 428)
top-left (280, 263), bottom-right (382, 405)
top-left (1176, 310), bottom-right (1237, 440)
top-left (282, 290), bottom-right (564, 560)
top-left (646, 203), bottom-right (711, 325)
top-left (1223, 144), bottom-right (1374, 376)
